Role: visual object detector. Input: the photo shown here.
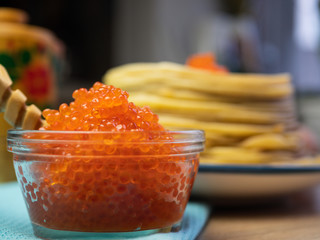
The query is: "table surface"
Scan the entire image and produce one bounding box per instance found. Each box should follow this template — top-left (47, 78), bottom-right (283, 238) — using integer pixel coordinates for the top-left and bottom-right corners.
top-left (197, 184), bottom-right (320, 240)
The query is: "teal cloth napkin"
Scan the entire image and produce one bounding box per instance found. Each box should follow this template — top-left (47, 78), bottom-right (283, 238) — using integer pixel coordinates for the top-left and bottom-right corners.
top-left (0, 182), bottom-right (210, 240)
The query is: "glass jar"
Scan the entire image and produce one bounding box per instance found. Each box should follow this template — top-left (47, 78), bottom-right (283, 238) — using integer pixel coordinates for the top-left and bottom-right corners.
top-left (0, 8), bottom-right (64, 109)
top-left (7, 130), bottom-right (204, 239)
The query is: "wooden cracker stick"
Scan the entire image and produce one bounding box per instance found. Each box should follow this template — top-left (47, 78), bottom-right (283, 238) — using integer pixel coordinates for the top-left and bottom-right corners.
top-left (22, 104), bottom-right (43, 130)
top-left (4, 89), bottom-right (27, 126)
top-left (0, 64), bottom-right (43, 130)
top-left (0, 64), bottom-right (12, 111)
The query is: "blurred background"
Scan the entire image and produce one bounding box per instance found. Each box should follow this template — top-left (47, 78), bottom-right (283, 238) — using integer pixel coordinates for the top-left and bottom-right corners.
top-left (0, 0), bottom-right (318, 118)
top-left (0, 0), bottom-right (319, 182)
top-left (1, 0), bottom-right (319, 90)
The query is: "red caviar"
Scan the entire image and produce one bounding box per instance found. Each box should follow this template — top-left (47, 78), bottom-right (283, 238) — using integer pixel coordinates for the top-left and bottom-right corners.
top-left (42, 82), bottom-right (164, 132)
top-left (186, 53), bottom-right (228, 73)
top-left (13, 82), bottom-right (201, 233)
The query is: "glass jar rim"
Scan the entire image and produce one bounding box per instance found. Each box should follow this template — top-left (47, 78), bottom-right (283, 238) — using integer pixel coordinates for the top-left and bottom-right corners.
top-left (8, 129), bottom-right (204, 141)
top-left (7, 129), bottom-right (205, 156)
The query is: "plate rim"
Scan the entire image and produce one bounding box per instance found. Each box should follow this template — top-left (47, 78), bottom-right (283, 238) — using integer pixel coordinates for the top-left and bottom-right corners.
top-left (199, 164), bottom-right (320, 174)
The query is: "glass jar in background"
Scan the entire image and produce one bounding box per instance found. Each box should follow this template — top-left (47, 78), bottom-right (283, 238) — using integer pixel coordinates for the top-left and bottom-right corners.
top-left (0, 8), bottom-right (65, 183)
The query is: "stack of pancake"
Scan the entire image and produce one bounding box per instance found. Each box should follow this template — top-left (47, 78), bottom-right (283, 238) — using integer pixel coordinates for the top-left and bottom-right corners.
top-left (103, 62), bottom-right (318, 164)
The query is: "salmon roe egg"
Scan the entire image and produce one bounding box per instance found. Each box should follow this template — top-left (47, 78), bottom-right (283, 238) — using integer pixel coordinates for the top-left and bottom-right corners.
top-left (41, 82), bottom-right (164, 132)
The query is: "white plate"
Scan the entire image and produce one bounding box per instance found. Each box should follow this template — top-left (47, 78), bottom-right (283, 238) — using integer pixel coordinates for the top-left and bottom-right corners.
top-left (192, 164), bottom-right (320, 198)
